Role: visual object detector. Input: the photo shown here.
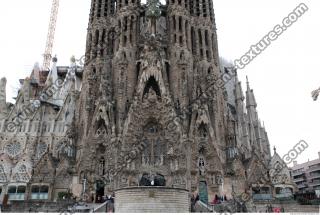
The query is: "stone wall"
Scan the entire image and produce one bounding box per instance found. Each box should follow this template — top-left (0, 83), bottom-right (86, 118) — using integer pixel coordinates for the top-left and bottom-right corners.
top-left (115, 186), bottom-right (190, 213)
top-left (252, 202), bottom-right (319, 213)
top-left (2, 200), bottom-right (75, 213)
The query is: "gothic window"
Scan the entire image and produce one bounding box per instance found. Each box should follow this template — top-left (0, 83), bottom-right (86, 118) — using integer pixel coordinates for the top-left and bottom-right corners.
top-left (179, 36), bottom-right (183, 46)
top-left (101, 29), bottom-right (106, 55)
top-left (98, 157), bottom-right (106, 176)
top-left (142, 122), bottom-right (165, 167)
top-left (91, 0), bottom-right (97, 21)
top-left (8, 185), bottom-right (26, 201)
top-left (227, 147), bottom-right (235, 159)
top-left (198, 122), bottom-right (208, 138)
top-left (31, 185), bottom-right (49, 200)
top-left (154, 139), bottom-right (164, 166)
top-left (112, 0), bottom-right (116, 13)
top-left (198, 29), bottom-right (202, 46)
top-left (104, 0), bottom-right (108, 16)
top-left (142, 140), bottom-right (151, 166)
top-left (97, 0), bottom-right (102, 17)
top-left (191, 27), bottom-right (195, 54)
top-left (202, 0), bottom-right (207, 17)
top-left (36, 143), bottom-right (48, 159)
top-left (189, 0), bottom-right (194, 15)
top-left (196, 0), bottom-right (200, 16)
top-left (5, 141), bottom-right (22, 158)
top-left (13, 165), bottom-right (30, 183)
top-left (108, 30), bottom-right (115, 55)
top-left (95, 119), bottom-right (107, 137)
top-left (94, 30), bottom-right (99, 57)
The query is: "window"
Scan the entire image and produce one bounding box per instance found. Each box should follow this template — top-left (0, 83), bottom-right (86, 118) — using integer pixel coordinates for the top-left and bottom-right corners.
top-left (142, 122), bottom-right (166, 166)
top-left (8, 185), bottom-right (26, 200)
top-left (31, 185), bottom-right (49, 200)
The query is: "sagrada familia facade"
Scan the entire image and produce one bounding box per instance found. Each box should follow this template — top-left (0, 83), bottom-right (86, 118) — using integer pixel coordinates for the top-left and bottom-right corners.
top-left (0, 0), bottom-right (295, 206)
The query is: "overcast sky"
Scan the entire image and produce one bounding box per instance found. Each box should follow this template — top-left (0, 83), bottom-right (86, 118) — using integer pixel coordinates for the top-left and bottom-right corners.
top-left (0, 0), bottom-right (319, 165)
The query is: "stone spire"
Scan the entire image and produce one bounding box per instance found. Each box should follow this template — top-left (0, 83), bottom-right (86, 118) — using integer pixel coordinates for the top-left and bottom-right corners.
top-left (245, 77), bottom-right (260, 154)
top-left (235, 75), bottom-right (244, 102)
top-left (246, 76), bottom-right (257, 109)
top-left (234, 74), bottom-right (251, 157)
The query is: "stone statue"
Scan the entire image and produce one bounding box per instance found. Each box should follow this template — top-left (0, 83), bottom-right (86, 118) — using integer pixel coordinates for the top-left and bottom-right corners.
top-left (139, 173), bottom-right (151, 186)
top-left (147, 88), bottom-right (158, 103)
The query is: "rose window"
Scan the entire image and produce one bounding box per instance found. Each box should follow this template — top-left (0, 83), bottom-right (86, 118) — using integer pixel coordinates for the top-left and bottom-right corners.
top-left (5, 142), bottom-right (22, 157)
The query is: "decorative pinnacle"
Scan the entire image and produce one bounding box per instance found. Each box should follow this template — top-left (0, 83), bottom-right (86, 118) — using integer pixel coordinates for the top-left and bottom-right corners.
top-left (52, 55), bottom-right (58, 63)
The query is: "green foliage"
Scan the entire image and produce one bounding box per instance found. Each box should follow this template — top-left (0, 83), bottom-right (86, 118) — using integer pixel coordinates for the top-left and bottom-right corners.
top-left (57, 191), bottom-right (73, 200)
top-left (146, 0), bottom-right (161, 18)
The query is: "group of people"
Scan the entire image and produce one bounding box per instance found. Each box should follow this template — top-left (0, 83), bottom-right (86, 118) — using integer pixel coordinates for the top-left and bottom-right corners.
top-left (211, 194), bottom-right (228, 205)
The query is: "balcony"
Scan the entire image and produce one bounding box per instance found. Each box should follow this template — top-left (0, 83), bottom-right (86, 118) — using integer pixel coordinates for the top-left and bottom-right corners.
top-left (291, 171), bottom-right (305, 177)
top-left (309, 180), bottom-right (320, 187)
top-left (293, 177), bottom-right (307, 183)
top-left (275, 193), bottom-right (293, 199)
top-left (308, 165), bottom-right (320, 172)
top-left (309, 173), bottom-right (320, 180)
top-left (297, 183), bottom-right (308, 189)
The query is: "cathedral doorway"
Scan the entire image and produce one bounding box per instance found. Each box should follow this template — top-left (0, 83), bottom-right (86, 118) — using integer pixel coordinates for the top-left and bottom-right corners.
top-left (199, 181), bottom-right (208, 204)
top-left (95, 180), bottom-right (105, 203)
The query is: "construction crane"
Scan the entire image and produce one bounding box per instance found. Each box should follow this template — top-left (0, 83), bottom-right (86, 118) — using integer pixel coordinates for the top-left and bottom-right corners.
top-left (42, 0), bottom-right (60, 70)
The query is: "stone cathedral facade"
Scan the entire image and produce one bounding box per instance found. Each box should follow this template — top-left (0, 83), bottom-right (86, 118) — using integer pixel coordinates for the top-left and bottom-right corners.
top-left (0, 0), bottom-right (294, 206)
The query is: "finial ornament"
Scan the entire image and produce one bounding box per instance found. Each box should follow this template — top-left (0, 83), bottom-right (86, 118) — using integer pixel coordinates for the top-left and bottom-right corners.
top-left (312, 87), bottom-right (320, 101)
top-left (70, 55), bottom-right (76, 64)
top-left (246, 76), bottom-right (250, 87)
top-left (52, 55), bottom-right (58, 63)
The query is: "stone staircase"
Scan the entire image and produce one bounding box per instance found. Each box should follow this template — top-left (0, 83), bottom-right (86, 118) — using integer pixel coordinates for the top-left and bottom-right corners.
top-left (115, 187), bottom-right (190, 213)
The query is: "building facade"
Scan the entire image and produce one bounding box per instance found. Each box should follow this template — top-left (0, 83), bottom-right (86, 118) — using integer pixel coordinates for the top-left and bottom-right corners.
top-left (290, 152), bottom-right (320, 196)
top-left (0, 0), bottom-right (291, 207)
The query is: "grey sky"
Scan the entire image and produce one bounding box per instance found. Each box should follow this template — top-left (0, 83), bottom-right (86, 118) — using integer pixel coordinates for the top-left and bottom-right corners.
top-left (0, 0), bottom-right (319, 165)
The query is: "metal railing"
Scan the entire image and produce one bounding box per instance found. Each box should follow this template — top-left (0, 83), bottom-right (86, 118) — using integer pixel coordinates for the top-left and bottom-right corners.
top-left (309, 173), bottom-right (320, 179)
top-left (252, 194), bottom-right (273, 201)
top-left (275, 193), bottom-right (293, 199)
top-left (91, 201), bottom-right (109, 213)
top-left (309, 180), bottom-right (320, 187)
